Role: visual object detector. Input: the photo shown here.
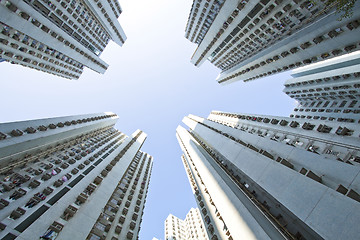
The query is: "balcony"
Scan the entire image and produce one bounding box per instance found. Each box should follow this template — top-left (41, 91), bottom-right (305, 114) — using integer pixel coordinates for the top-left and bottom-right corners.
top-left (126, 231), bottom-right (134, 239)
top-left (0, 132), bottom-right (7, 140)
top-left (0, 222), bottom-right (6, 231)
top-left (49, 221), bottom-right (64, 233)
top-left (106, 164), bottom-right (113, 171)
top-left (129, 221), bottom-right (136, 230)
top-left (202, 208), bottom-right (207, 215)
top-left (85, 184), bottom-right (96, 195)
top-left (101, 169), bottom-right (108, 177)
top-left (336, 127), bottom-right (352, 136)
top-left (263, 118), bottom-right (270, 123)
top-left (10, 129), bottom-right (23, 137)
top-left (134, 206), bottom-right (140, 213)
top-left (41, 173), bottom-right (52, 181)
top-left (44, 163), bottom-right (53, 170)
top-left (25, 127), bottom-right (37, 134)
top-left (61, 205), bottom-right (78, 221)
top-left (61, 163), bottom-right (69, 169)
top-left (115, 225), bottom-right (122, 234)
top-left (317, 124), bottom-right (332, 133)
top-left (211, 235), bottom-right (218, 240)
top-left (10, 207), bottom-right (26, 219)
top-left (53, 179), bottom-right (63, 187)
top-left (119, 216), bottom-right (125, 224)
top-left (313, 36), bottom-right (324, 44)
top-left (43, 187), bottom-right (53, 195)
top-left (76, 193), bottom-right (88, 204)
top-left (302, 122), bottom-right (315, 130)
top-left (94, 176), bottom-right (103, 185)
top-left (208, 224), bottom-right (214, 234)
top-left (35, 169), bottom-right (43, 175)
top-left (29, 179), bottom-right (40, 188)
top-left (279, 120), bottom-right (288, 126)
top-left (0, 198), bottom-right (9, 209)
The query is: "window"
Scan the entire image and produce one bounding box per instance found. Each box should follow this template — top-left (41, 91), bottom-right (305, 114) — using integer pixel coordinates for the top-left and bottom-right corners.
top-left (339, 101), bottom-right (347, 107)
top-left (94, 222), bottom-right (105, 231)
top-left (330, 101), bottom-right (338, 107)
top-left (349, 100), bottom-right (357, 107)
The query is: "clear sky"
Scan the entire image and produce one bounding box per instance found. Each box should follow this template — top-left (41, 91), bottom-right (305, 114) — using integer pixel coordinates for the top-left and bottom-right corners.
top-left (0, 0), bottom-right (295, 239)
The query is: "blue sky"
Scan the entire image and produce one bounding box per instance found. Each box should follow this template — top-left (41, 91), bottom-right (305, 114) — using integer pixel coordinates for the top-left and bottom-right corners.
top-left (0, 0), bottom-right (295, 239)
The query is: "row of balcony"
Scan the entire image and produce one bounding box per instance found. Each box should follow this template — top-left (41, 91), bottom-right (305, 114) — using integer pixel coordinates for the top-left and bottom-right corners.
top-left (219, 16), bottom-right (360, 83)
top-left (198, 118), bottom-right (360, 203)
top-left (87, 152), bottom-right (148, 240)
top-left (0, 129), bottom-right (120, 232)
top-left (0, 114), bottom-right (116, 141)
top-left (214, 0), bottom-right (327, 70)
top-left (191, 132), bottom-right (298, 239)
top-left (211, 111), bottom-right (356, 136)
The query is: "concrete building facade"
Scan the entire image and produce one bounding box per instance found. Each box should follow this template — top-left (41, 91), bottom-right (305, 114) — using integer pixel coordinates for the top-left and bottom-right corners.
top-left (176, 111), bottom-right (360, 240)
top-left (0, 0), bottom-right (126, 79)
top-left (284, 50), bottom-right (360, 123)
top-left (0, 112), bottom-right (153, 240)
top-left (165, 208), bottom-right (208, 240)
top-left (185, 0), bottom-right (360, 85)
top-left (164, 214), bottom-right (186, 240)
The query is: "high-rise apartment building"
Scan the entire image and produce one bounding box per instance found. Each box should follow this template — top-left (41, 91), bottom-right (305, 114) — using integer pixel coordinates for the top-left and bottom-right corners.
top-left (176, 110), bottom-right (360, 240)
top-left (185, 0), bottom-right (360, 85)
top-left (164, 214), bottom-right (186, 240)
top-left (284, 50), bottom-right (360, 123)
top-left (164, 208), bottom-right (208, 240)
top-left (0, 112), bottom-right (153, 240)
top-left (0, 0), bottom-right (126, 79)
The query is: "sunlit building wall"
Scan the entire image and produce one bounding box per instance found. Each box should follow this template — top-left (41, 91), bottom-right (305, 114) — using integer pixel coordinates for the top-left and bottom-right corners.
top-left (164, 214), bottom-right (186, 240)
top-left (0, 0), bottom-right (126, 79)
top-left (185, 0), bottom-right (360, 85)
top-left (184, 208), bottom-right (208, 240)
top-left (176, 111), bottom-right (360, 240)
top-left (164, 208), bottom-right (208, 240)
top-left (0, 113), bottom-right (153, 240)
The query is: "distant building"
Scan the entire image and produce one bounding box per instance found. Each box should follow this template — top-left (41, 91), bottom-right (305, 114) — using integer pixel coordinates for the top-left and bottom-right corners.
top-left (0, 113), bottom-right (153, 240)
top-left (0, 0), bottom-right (126, 79)
top-left (185, 0), bottom-right (360, 85)
top-left (165, 208), bottom-right (208, 240)
top-left (165, 214), bottom-right (186, 240)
